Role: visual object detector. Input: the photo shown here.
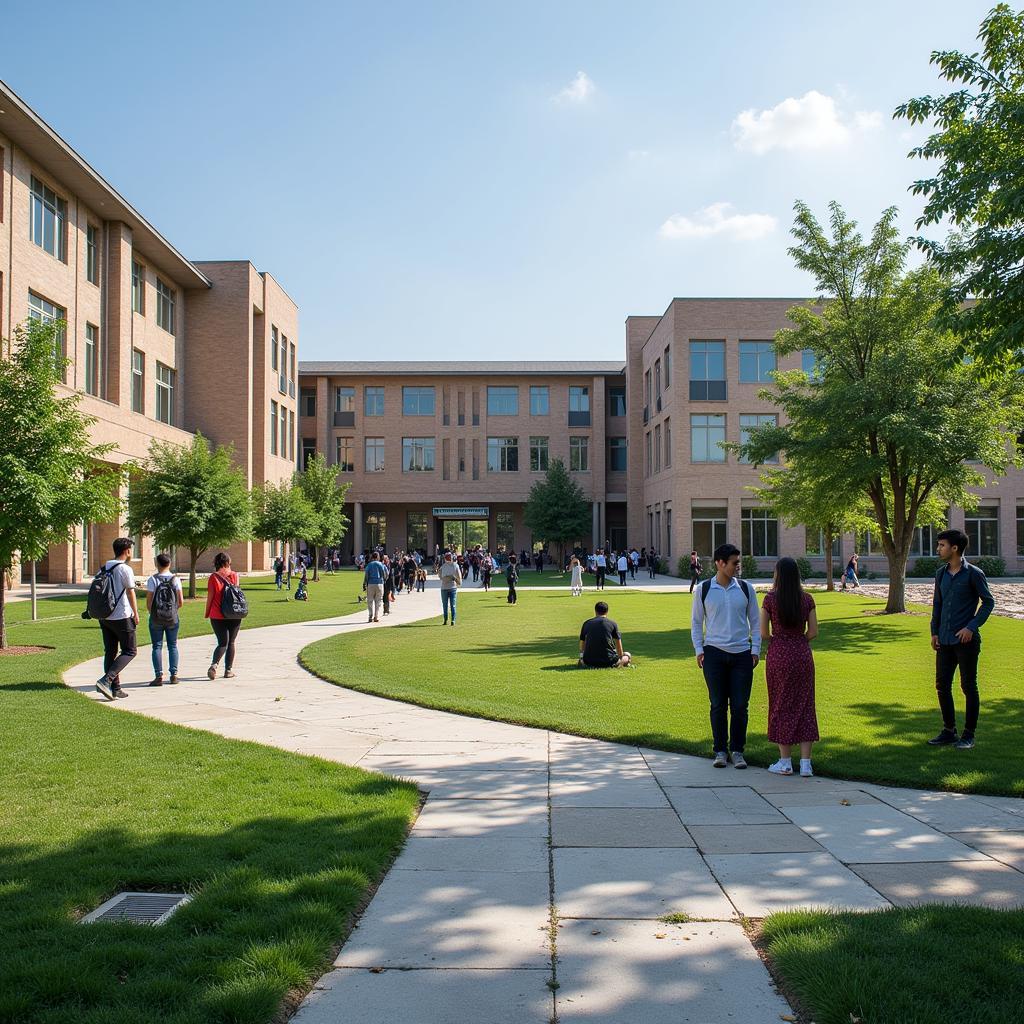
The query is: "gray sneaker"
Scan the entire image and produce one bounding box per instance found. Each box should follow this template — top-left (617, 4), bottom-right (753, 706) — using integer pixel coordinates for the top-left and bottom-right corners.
top-left (95, 676), bottom-right (114, 701)
top-left (712, 751), bottom-right (728, 768)
top-left (731, 752), bottom-right (747, 769)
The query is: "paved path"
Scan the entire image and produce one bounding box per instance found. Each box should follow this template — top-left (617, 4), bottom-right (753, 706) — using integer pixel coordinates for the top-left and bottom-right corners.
top-left (64, 585), bottom-right (1024, 1023)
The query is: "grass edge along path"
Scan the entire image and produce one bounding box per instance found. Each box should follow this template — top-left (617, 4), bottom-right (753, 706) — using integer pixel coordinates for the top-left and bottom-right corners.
top-left (1, 572), bottom-right (422, 1024)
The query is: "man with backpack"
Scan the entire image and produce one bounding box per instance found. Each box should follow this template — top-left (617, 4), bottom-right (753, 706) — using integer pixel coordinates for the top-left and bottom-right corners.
top-left (93, 537), bottom-right (140, 701)
top-left (146, 552), bottom-right (183, 686)
top-left (690, 543), bottom-right (761, 769)
top-left (689, 550), bottom-right (702, 593)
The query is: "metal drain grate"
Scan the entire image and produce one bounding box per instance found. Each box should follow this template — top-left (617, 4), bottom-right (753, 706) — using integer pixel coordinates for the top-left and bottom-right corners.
top-left (80, 891), bottom-right (191, 926)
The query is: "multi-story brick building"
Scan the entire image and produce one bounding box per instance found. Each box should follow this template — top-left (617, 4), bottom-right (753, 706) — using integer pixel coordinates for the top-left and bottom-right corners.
top-left (0, 80), bottom-right (298, 584)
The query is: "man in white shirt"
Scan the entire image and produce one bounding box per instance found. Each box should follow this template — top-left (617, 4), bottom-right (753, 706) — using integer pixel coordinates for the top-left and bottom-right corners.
top-left (95, 537), bottom-right (140, 700)
top-left (616, 552), bottom-right (629, 586)
top-left (595, 549), bottom-right (607, 591)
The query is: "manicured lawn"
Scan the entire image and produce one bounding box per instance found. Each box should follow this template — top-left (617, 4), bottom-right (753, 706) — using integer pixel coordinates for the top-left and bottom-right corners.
top-left (301, 588), bottom-right (1024, 795)
top-left (0, 570), bottom-right (420, 1024)
top-left (759, 906), bottom-right (1024, 1024)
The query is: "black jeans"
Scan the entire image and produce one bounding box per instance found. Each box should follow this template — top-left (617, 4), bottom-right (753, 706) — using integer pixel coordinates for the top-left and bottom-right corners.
top-left (211, 619), bottom-right (241, 670)
top-left (507, 581), bottom-right (517, 604)
top-left (618, 570), bottom-right (627, 585)
top-left (689, 572), bottom-right (700, 593)
top-left (100, 617), bottom-right (137, 681)
top-left (936, 637), bottom-right (981, 734)
top-left (702, 645), bottom-right (754, 753)
top-left (596, 567), bottom-right (605, 589)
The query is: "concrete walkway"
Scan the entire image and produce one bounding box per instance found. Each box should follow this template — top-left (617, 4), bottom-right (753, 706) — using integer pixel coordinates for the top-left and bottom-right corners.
top-left (63, 585), bottom-right (1024, 1023)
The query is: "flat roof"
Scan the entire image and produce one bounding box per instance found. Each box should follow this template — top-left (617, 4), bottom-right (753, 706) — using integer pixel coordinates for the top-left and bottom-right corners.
top-left (300, 360), bottom-right (626, 376)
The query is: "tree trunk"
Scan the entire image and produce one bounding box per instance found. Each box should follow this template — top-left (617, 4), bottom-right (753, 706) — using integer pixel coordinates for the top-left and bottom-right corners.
top-left (313, 543), bottom-right (319, 582)
top-left (884, 546), bottom-right (910, 614)
top-left (0, 566), bottom-right (7, 649)
top-left (824, 528), bottom-right (835, 592)
top-left (188, 546), bottom-right (198, 600)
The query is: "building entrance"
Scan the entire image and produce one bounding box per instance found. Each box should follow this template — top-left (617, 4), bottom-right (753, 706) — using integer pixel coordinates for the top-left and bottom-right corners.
top-left (442, 519), bottom-right (488, 554)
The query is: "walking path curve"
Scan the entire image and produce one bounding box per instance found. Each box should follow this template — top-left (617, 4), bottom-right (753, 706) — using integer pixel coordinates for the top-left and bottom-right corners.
top-left (64, 583), bottom-right (1024, 1024)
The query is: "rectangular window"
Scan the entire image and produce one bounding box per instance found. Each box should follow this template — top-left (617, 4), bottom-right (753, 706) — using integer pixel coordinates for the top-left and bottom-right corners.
top-left (654, 359), bottom-right (662, 401)
top-left (693, 506), bottom-right (728, 559)
top-left (402, 385), bottom-right (436, 416)
top-left (801, 348), bottom-right (822, 380)
top-left (270, 401), bottom-right (279, 455)
top-left (29, 176), bottom-right (66, 260)
top-left (569, 386), bottom-right (590, 412)
top-left (281, 403), bottom-right (288, 458)
top-left (300, 387), bottom-right (316, 417)
top-left (570, 436), bottom-right (589, 472)
top-left (289, 342), bottom-right (296, 392)
top-left (131, 349), bottom-right (144, 412)
top-left (487, 386), bottom-right (518, 416)
top-left (407, 513), bottom-right (428, 553)
top-left (739, 413), bottom-right (779, 463)
top-left (1018, 505), bottom-right (1024, 557)
top-left (910, 524), bottom-right (936, 558)
top-left (530, 436), bottom-right (549, 472)
top-left (336, 436), bottom-right (354, 471)
top-left (402, 436), bottom-right (436, 472)
top-left (288, 410), bottom-right (295, 461)
top-left (664, 345), bottom-right (671, 388)
top-left (131, 260), bottom-right (145, 314)
top-left (364, 511), bottom-right (386, 549)
top-left (155, 362), bottom-right (175, 425)
top-left (271, 325), bottom-right (279, 371)
top-left (666, 507), bottom-right (673, 557)
top-left (84, 323), bottom-right (99, 396)
top-left (804, 529), bottom-right (842, 558)
top-left (86, 224), bottom-right (99, 285)
top-left (301, 438), bottom-right (316, 471)
top-left (609, 437), bottom-right (627, 472)
top-left (645, 431), bottom-right (652, 476)
top-left (691, 414), bottom-right (726, 462)
top-left (739, 340), bottom-right (776, 383)
top-left (689, 340), bottom-right (727, 400)
top-left (654, 424), bottom-right (662, 473)
top-left (664, 418), bottom-right (672, 467)
top-left (965, 506), bottom-right (1000, 557)
top-left (487, 436), bottom-right (519, 472)
top-left (608, 386), bottom-right (626, 416)
top-left (156, 279), bottom-right (175, 334)
top-left (28, 291), bottom-right (67, 377)
top-left (364, 386), bottom-right (384, 416)
top-left (644, 369), bottom-right (651, 412)
top-left (741, 507), bottom-right (779, 557)
top-left (530, 385), bottom-right (549, 415)
top-left (496, 511), bottom-right (515, 553)
top-left (279, 334), bottom-right (287, 393)
top-left (335, 386), bottom-right (355, 412)
top-left (365, 437), bottom-right (385, 472)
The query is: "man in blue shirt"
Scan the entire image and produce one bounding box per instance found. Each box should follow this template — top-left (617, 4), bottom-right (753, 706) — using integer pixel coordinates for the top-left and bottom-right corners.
top-left (691, 543), bottom-right (761, 768)
top-left (928, 528), bottom-right (995, 750)
top-left (363, 553), bottom-right (388, 623)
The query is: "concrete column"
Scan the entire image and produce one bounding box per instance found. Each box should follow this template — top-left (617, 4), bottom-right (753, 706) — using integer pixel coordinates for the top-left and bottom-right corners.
top-left (592, 501), bottom-right (601, 550)
top-left (353, 501), bottom-right (364, 555)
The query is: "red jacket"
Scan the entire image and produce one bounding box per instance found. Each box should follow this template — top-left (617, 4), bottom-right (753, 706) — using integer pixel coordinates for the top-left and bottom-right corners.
top-left (205, 570), bottom-right (238, 620)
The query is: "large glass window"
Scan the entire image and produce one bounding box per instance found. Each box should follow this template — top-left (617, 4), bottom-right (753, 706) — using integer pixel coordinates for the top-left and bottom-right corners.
top-left (30, 176), bottom-right (66, 260)
top-left (654, 359), bottom-right (662, 401)
top-left (365, 436), bottom-right (385, 472)
top-left (86, 224), bottom-right (99, 284)
top-left (156, 279), bottom-right (175, 334)
top-left (664, 417), bottom-right (672, 467)
top-left (801, 348), bottom-right (822, 380)
top-left (645, 431), bottom-right (652, 476)
top-left (487, 386), bottom-right (518, 416)
top-left (288, 410), bottom-right (295, 461)
top-left (402, 386), bottom-right (436, 416)
top-left (155, 362), bottom-right (175, 425)
top-left (691, 414), bottom-right (726, 462)
top-left (609, 436), bottom-right (627, 471)
top-left (281, 404), bottom-right (288, 457)
top-left (689, 340), bottom-right (726, 401)
top-left (336, 436), bottom-right (354, 471)
top-left (402, 436), bottom-right (436, 471)
top-left (530, 385), bottom-right (549, 415)
top-left (739, 340), bottom-right (775, 382)
top-left (608, 386), bottom-right (626, 416)
top-left (965, 506), bottom-right (1000, 556)
top-left (530, 436), bottom-right (549, 472)
top-left (692, 507), bottom-right (728, 558)
top-left (487, 436), bottom-right (519, 472)
top-left (301, 439), bottom-right (316, 471)
top-left (131, 260), bottom-right (145, 314)
top-left (569, 386), bottom-right (590, 412)
top-left (741, 507), bottom-right (778, 557)
top-left (271, 326), bottom-right (279, 371)
top-left (28, 291), bottom-right (66, 376)
top-left (270, 401), bottom-right (279, 455)
top-left (300, 387), bottom-right (316, 417)
top-left (910, 524), bottom-right (936, 558)
top-left (131, 349), bottom-right (144, 413)
top-left (805, 529), bottom-right (842, 558)
top-left (739, 414), bottom-right (778, 463)
top-left (279, 334), bottom-right (287, 392)
top-left (654, 424), bottom-right (662, 472)
top-left (1018, 505), bottom-right (1024, 557)
top-left (570, 436), bottom-right (589, 471)
top-left (496, 511), bottom-right (515, 553)
top-left (84, 323), bottom-right (99, 397)
top-left (364, 511), bottom-right (386, 550)
top-left (364, 386), bottom-right (384, 416)
top-left (407, 513), bottom-right (428, 553)
top-left (664, 345), bottom-right (671, 388)
top-left (335, 386), bottom-right (355, 412)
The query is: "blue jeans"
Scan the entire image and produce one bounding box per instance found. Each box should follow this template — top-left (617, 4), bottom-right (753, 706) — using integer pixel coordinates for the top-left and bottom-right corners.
top-left (149, 620), bottom-right (180, 676)
top-left (441, 588), bottom-right (457, 623)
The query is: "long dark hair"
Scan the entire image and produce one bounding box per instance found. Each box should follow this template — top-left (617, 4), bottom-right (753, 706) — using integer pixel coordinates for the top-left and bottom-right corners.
top-left (773, 556), bottom-right (804, 630)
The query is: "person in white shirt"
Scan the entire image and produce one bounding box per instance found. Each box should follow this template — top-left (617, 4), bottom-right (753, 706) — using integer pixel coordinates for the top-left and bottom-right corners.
top-left (629, 548), bottom-right (640, 579)
top-left (595, 549), bottom-right (607, 591)
top-left (616, 552), bottom-right (629, 586)
top-left (145, 552), bottom-right (184, 686)
top-left (94, 537), bottom-right (140, 701)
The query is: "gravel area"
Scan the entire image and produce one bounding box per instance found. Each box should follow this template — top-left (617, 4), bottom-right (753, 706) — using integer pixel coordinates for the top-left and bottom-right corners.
top-left (841, 582), bottom-right (1024, 620)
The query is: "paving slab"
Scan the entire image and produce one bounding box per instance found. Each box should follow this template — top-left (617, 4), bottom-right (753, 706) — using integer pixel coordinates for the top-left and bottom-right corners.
top-left (413, 799), bottom-right (549, 838)
top-left (551, 808), bottom-right (695, 848)
top-left (641, 750), bottom-right (754, 788)
top-left (555, 919), bottom-right (793, 1023)
top-left (335, 869), bottom-right (550, 968)
top-left (850, 859), bottom-right (1024, 908)
top-left (870, 789), bottom-right (1024, 832)
top-left (292, 968), bottom-right (552, 1024)
top-left (395, 836), bottom-right (549, 873)
top-left (554, 847), bottom-right (735, 920)
top-left (359, 751), bottom-right (548, 774)
top-left (706, 852), bottom-right (891, 916)
top-left (550, 773), bottom-right (669, 808)
top-left (416, 769), bottom-right (551, 801)
top-left (949, 830), bottom-right (1024, 870)
top-left (761, 787), bottom-right (882, 809)
top-left (785, 804), bottom-right (991, 863)
top-left (689, 824), bottom-right (823, 855)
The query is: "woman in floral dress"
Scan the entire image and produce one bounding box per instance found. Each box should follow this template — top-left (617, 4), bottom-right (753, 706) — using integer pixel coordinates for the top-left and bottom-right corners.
top-left (760, 556), bottom-right (819, 777)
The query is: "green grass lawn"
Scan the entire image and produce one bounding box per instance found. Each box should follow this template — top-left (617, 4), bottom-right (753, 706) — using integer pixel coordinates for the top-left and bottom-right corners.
top-left (0, 570), bottom-right (420, 1024)
top-left (301, 588), bottom-right (1024, 795)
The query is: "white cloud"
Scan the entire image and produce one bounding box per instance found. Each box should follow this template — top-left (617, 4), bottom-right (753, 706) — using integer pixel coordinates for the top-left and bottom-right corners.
top-left (731, 90), bottom-right (884, 155)
top-left (553, 71), bottom-right (595, 105)
top-left (659, 202), bottom-right (777, 242)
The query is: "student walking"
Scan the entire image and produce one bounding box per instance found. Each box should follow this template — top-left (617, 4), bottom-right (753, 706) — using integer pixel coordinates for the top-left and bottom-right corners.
top-left (688, 550), bottom-right (702, 593)
top-left (616, 552), bottom-right (629, 586)
top-left (629, 548), bottom-right (639, 579)
top-left (840, 553), bottom-right (860, 590)
top-left (761, 557), bottom-right (819, 777)
top-left (415, 566), bottom-right (427, 592)
top-left (570, 556), bottom-right (584, 596)
top-left (439, 552), bottom-right (462, 625)
top-left (382, 555), bottom-right (396, 614)
top-left (691, 543), bottom-right (761, 768)
top-left (506, 553), bottom-right (519, 605)
top-left (363, 552), bottom-right (387, 622)
top-left (146, 552), bottom-right (183, 686)
top-left (481, 553), bottom-right (493, 591)
top-left (205, 552), bottom-right (243, 679)
top-left (273, 555), bottom-right (285, 590)
top-left (93, 537), bottom-right (140, 701)
top-left (648, 548), bottom-right (658, 579)
top-left (594, 549), bottom-right (607, 590)
top-left (928, 529), bottom-right (996, 750)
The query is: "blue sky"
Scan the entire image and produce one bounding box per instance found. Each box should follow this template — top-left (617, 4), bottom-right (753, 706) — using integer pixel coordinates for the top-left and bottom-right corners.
top-left (3, 0), bottom-right (994, 360)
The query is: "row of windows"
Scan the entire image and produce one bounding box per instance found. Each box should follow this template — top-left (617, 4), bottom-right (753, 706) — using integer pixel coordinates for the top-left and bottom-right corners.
top-left (269, 401), bottom-right (296, 461)
top-left (684, 340), bottom-right (818, 400)
top-left (354, 510), bottom-right (519, 556)
top-left (643, 344), bottom-right (673, 411)
top-left (270, 326), bottom-right (296, 398)
top-left (129, 348), bottom-right (175, 424)
top-left (129, 259), bottom-right (176, 334)
top-left (644, 413), bottom-right (779, 469)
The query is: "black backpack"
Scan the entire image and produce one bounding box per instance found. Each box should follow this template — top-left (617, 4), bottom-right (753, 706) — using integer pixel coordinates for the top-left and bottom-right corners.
top-left (217, 572), bottom-right (249, 620)
top-left (86, 565), bottom-right (127, 620)
top-left (700, 576), bottom-right (750, 609)
top-left (151, 575), bottom-right (179, 627)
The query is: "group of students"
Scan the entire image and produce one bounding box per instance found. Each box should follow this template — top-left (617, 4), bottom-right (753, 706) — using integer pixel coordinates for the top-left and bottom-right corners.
top-left (360, 549), bottom-right (431, 622)
top-left (91, 538), bottom-right (246, 700)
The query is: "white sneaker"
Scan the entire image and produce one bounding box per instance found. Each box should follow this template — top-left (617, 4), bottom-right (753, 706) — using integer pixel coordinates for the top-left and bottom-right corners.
top-left (712, 751), bottom-right (728, 768)
top-left (768, 760), bottom-right (793, 775)
top-left (800, 760), bottom-right (814, 778)
top-left (731, 752), bottom-right (747, 769)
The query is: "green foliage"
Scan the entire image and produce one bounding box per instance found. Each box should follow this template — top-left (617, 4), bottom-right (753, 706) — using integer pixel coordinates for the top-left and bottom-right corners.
top-left (523, 458), bottom-right (591, 555)
top-left (251, 479), bottom-right (317, 552)
top-left (795, 556), bottom-right (813, 580)
top-left (0, 319), bottom-right (121, 646)
top-left (741, 554), bottom-right (759, 579)
top-left (297, 453), bottom-right (351, 577)
top-left (975, 555), bottom-right (1007, 578)
top-left (677, 555), bottom-right (690, 577)
top-left (912, 556), bottom-right (942, 578)
top-left (896, 4), bottom-right (1024, 361)
top-left (127, 433), bottom-right (251, 598)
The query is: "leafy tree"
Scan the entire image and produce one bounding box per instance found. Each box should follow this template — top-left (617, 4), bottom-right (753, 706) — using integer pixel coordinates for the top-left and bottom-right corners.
top-left (251, 479), bottom-right (316, 582)
top-left (523, 458), bottom-right (591, 566)
top-left (737, 201), bottom-right (1024, 613)
top-left (0, 319), bottom-right (121, 647)
top-left (126, 434), bottom-right (251, 599)
top-left (296, 453), bottom-right (351, 580)
top-left (896, 4), bottom-right (1024, 360)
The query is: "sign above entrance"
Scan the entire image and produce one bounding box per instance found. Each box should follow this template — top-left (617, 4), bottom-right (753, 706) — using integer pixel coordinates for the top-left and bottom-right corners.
top-left (432, 506), bottom-right (490, 519)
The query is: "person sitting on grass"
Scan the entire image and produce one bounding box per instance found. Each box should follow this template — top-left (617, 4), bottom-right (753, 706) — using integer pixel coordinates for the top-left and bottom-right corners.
top-left (578, 600), bottom-right (632, 668)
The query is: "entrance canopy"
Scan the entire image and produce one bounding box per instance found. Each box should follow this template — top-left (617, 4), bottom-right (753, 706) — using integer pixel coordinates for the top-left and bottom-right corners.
top-left (432, 506), bottom-right (489, 519)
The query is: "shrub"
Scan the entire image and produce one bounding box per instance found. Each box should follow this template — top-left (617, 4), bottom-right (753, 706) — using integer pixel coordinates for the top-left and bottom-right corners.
top-left (795, 557), bottom-right (812, 581)
top-left (741, 554), bottom-right (759, 579)
top-left (975, 556), bottom-right (1006, 578)
top-left (700, 563), bottom-right (715, 579)
top-left (911, 556), bottom-right (941, 578)
top-left (658, 556), bottom-right (670, 574)
top-left (677, 555), bottom-right (690, 578)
